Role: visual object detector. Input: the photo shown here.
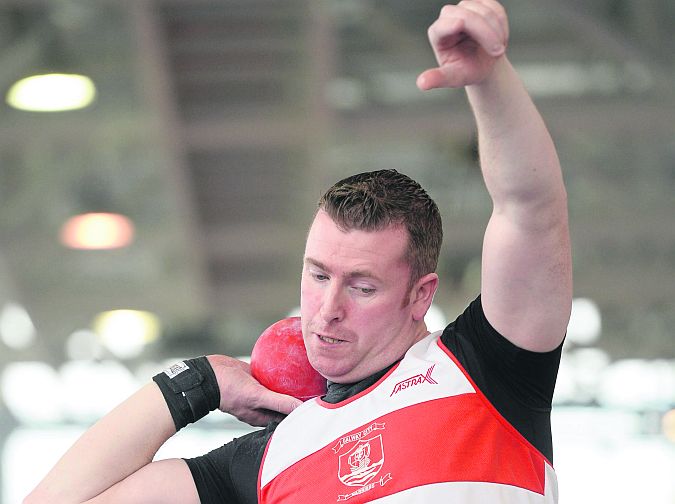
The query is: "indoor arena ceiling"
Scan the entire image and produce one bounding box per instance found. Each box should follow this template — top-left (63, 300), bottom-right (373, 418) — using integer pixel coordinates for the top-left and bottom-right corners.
top-left (0, 0), bottom-right (673, 365)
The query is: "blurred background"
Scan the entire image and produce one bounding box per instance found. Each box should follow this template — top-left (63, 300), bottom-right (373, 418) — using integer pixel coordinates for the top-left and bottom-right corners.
top-left (0, 0), bottom-right (674, 502)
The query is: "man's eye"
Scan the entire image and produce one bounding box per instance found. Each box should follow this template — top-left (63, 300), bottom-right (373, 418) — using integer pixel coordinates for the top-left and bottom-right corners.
top-left (312, 273), bottom-right (329, 281)
top-left (356, 287), bottom-right (375, 295)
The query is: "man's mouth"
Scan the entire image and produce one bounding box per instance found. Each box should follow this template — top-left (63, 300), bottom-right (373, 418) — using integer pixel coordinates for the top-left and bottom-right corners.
top-left (318, 334), bottom-right (345, 344)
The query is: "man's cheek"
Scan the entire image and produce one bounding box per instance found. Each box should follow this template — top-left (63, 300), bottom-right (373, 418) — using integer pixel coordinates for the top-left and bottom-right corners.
top-left (300, 285), bottom-right (318, 320)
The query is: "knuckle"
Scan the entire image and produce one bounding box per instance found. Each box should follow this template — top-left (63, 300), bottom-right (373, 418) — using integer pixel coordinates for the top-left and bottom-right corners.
top-left (440, 4), bottom-right (454, 16)
top-left (275, 399), bottom-right (285, 413)
top-left (250, 395), bottom-right (263, 410)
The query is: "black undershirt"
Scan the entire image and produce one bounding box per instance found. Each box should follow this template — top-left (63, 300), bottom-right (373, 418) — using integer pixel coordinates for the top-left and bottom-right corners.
top-left (184, 296), bottom-right (562, 504)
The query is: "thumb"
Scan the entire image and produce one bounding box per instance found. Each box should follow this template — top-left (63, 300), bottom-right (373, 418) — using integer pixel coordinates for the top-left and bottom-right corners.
top-left (259, 389), bottom-right (303, 415)
top-left (416, 68), bottom-right (448, 91)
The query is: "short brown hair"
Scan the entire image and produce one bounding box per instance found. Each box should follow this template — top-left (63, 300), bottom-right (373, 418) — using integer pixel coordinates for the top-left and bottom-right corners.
top-left (318, 169), bottom-right (443, 288)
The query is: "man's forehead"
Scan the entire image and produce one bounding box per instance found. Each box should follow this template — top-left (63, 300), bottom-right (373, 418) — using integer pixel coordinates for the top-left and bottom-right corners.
top-left (304, 212), bottom-right (409, 270)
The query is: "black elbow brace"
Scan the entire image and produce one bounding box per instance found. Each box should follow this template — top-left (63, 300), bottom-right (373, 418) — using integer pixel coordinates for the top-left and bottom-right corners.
top-left (152, 356), bottom-right (220, 431)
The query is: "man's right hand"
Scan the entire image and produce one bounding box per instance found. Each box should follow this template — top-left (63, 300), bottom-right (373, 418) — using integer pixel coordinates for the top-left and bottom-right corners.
top-left (207, 355), bottom-right (303, 426)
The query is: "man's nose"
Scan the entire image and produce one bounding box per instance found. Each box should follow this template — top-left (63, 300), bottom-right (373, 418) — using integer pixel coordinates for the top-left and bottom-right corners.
top-left (320, 283), bottom-right (345, 323)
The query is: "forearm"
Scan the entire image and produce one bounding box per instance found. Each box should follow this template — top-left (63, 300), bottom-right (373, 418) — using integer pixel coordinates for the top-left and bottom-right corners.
top-left (26, 351), bottom-right (303, 503)
top-left (467, 57), bottom-right (567, 222)
top-left (26, 383), bottom-right (176, 503)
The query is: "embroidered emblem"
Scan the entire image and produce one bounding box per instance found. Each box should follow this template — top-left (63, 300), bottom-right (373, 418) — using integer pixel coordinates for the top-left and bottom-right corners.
top-left (390, 364), bottom-right (438, 396)
top-left (337, 435), bottom-right (391, 501)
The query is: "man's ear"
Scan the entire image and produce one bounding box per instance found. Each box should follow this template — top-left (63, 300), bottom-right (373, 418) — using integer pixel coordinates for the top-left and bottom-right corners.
top-left (410, 273), bottom-right (439, 321)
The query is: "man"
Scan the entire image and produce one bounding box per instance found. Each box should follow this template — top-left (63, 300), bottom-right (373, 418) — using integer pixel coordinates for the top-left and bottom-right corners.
top-left (26, 0), bottom-right (571, 502)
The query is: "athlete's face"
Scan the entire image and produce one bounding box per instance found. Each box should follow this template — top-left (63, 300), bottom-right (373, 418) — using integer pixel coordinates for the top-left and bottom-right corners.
top-left (301, 210), bottom-right (432, 383)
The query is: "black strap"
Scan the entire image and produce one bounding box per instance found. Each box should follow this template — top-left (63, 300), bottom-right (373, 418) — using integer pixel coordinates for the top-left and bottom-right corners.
top-left (153, 356), bottom-right (220, 431)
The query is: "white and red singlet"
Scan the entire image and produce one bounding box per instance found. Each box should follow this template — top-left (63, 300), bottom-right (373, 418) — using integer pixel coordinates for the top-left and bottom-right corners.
top-left (258, 332), bottom-right (558, 503)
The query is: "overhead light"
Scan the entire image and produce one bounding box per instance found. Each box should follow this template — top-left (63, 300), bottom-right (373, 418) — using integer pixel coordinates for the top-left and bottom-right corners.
top-left (60, 360), bottom-right (138, 421)
top-left (1, 362), bottom-right (63, 424)
top-left (6, 73), bottom-right (96, 112)
top-left (567, 298), bottom-right (602, 345)
top-left (93, 309), bottom-right (161, 359)
top-left (663, 409), bottom-right (675, 443)
top-left (0, 302), bottom-right (36, 350)
top-left (66, 329), bottom-right (103, 361)
top-left (597, 359), bottom-right (675, 410)
top-left (60, 212), bottom-right (135, 250)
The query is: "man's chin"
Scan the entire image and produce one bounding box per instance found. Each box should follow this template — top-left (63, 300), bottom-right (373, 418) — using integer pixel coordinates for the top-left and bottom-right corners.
top-left (321, 367), bottom-right (374, 385)
top-left (309, 360), bottom-right (356, 384)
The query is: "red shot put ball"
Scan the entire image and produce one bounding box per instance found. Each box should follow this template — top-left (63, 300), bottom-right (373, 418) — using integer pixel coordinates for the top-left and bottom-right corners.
top-left (250, 317), bottom-right (327, 401)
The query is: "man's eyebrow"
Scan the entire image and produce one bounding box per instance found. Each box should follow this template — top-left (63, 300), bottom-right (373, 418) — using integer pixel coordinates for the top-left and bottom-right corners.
top-left (345, 269), bottom-right (380, 282)
top-left (304, 257), bottom-right (328, 271)
top-left (304, 257), bottom-right (381, 282)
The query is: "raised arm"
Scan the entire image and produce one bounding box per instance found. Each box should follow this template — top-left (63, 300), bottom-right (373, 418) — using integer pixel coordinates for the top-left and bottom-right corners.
top-left (25, 356), bottom-right (301, 503)
top-left (418, 0), bottom-right (572, 351)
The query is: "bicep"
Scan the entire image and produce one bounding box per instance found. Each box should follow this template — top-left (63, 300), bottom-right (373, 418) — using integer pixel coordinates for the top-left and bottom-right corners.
top-left (86, 459), bottom-right (199, 504)
top-left (481, 209), bottom-right (572, 352)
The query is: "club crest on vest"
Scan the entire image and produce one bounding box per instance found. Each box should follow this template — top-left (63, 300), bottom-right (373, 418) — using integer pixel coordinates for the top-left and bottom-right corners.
top-left (337, 434), bottom-right (392, 501)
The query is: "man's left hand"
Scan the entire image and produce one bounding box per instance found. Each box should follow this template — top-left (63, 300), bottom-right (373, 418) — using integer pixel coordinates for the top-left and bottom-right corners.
top-left (417, 0), bottom-right (509, 90)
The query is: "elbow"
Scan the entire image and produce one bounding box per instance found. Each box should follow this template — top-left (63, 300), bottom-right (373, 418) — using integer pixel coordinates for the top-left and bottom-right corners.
top-left (495, 196), bottom-right (569, 235)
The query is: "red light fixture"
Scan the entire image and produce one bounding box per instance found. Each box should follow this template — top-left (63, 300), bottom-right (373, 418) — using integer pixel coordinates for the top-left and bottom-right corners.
top-left (59, 212), bottom-right (134, 250)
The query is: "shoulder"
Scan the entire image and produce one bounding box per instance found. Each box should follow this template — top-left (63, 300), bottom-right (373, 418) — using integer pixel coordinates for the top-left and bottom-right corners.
top-left (440, 295), bottom-right (563, 404)
top-left (440, 295), bottom-right (494, 355)
top-left (442, 296), bottom-right (563, 363)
